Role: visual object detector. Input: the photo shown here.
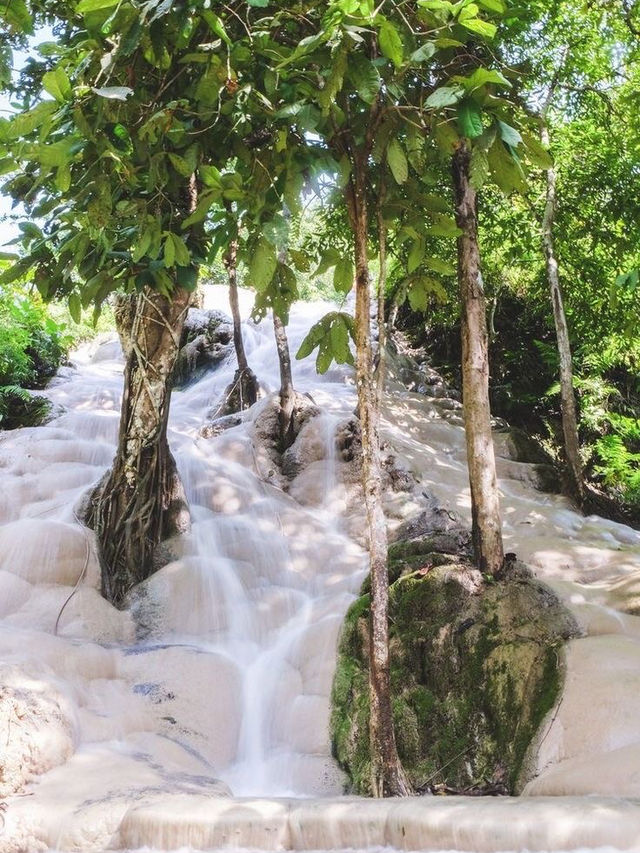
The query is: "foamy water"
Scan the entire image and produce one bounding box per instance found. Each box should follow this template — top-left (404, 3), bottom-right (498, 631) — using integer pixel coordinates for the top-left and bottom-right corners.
top-left (1, 286), bottom-right (640, 852)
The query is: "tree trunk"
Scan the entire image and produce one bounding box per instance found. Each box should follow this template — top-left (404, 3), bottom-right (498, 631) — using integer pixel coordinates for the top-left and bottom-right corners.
top-left (224, 238), bottom-right (259, 411)
top-left (272, 311), bottom-right (296, 450)
top-left (86, 286), bottom-right (192, 606)
top-left (452, 143), bottom-right (504, 576)
top-left (346, 164), bottom-right (412, 798)
top-left (541, 123), bottom-right (584, 504)
top-left (375, 177), bottom-right (387, 410)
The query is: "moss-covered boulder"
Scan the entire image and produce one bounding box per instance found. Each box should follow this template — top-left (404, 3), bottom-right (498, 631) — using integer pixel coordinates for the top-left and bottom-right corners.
top-left (331, 547), bottom-right (580, 796)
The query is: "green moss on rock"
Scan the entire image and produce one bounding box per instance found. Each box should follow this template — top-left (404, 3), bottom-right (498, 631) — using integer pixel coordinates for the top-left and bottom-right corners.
top-left (331, 547), bottom-right (579, 796)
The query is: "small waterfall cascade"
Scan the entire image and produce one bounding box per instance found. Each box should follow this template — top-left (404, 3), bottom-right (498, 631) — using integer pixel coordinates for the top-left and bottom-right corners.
top-left (0, 286), bottom-right (640, 852)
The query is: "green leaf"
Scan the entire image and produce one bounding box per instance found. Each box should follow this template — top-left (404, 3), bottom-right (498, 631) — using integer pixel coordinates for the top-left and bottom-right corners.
top-left (387, 138), bottom-right (408, 184)
top-left (521, 132), bottom-right (553, 170)
top-left (1, 0), bottom-right (33, 33)
top-left (289, 249), bottom-right (311, 273)
top-left (410, 42), bottom-right (436, 64)
top-left (477, 0), bottom-right (505, 12)
top-left (424, 255), bottom-right (455, 275)
top-left (470, 147), bottom-right (489, 189)
top-left (315, 247), bottom-right (341, 276)
top-left (318, 44), bottom-right (348, 115)
top-left (334, 257), bottom-right (354, 294)
top-left (69, 292), bottom-right (82, 324)
top-left (378, 20), bottom-right (403, 69)
top-left (460, 17), bottom-right (497, 39)
top-left (458, 67), bottom-right (510, 92)
top-left (426, 213), bottom-right (462, 238)
top-left (168, 153), bottom-right (193, 177)
top-left (407, 239), bottom-right (424, 274)
top-left (348, 55), bottom-right (381, 104)
top-left (164, 234), bottom-right (175, 268)
top-left (497, 120), bottom-right (522, 149)
top-left (42, 67), bottom-right (71, 102)
top-left (201, 10), bottom-right (231, 45)
top-left (199, 165), bottom-right (222, 189)
top-left (426, 85), bottom-right (464, 109)
top-left (457, 101), bottom-right (483, 138)
top-left (77, 0), bottom-right (119, 12)
top-left (487, 137), bottom-right (526, 194)
top-left (249, 237), bottom-right (277, 292)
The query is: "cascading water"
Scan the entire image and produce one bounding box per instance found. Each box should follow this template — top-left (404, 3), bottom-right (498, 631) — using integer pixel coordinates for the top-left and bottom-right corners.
top-left (1, 286), bottom-right (640, 853)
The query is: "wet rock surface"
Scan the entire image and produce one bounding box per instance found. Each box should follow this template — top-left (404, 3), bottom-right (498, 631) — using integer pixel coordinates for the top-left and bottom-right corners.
top-left (174, 308), bottom-right (234, 387)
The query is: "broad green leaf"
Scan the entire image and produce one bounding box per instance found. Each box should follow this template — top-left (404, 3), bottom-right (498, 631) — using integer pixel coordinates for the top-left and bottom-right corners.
top-left (348, 55), bottom-right (381, 104)
top-left (43, 67), bottom-right (71, 102)
top-left (0, 101), bottom-right (57, 143)
top-left (378, 20), bottom-right (403, 69)
top-left (457, 101), bottom-right (483, 138)
top-left (289, 249), bottom-right (311, 272)
top-left (77, 0), bottom-right (119, 12)
top-left (426, 213), bottom-right (462, 237)
top-left (132, 227), bottom-right (153, 262)
top-left (69, 292), bottom-right (82, 323)
top-left (201, 10), bottom-right (231, 45)
top-left (470, 147), bottom-right (489, 189)
top-left (521, 132), bottom-right (553, 170)
top-left (460, 18), bottom-right (497, 38)
top-left (315, 247), bottom-right (341, 276)
top-left (487, 137), bottom-right (526, 194)
top-left (457, 68), bottom-right (510, 92)
top-left (168, 153), bottom-right (192, 177)
top-left (334, 257), bottom-right (354, 294)
top-left (387, 138), bottom-right (408, 184)
top-left (318, 44), bottom-right (348, 114)
top-left (408, 239), bottom-right (424, 274)
top-left (410, 42), bottom-right (436, 64)
top-left (164, 234), bottom-right (175, 267)
top-left (424, 255), bottom-right (455, 275)
top-left (477, 0), bottom-right (505, 12)
top-left (497, 120), bottom-right (522, 149)
top-left (199, 165), bottom-right (222, 189)
top-left (1, 0), bottom-right (32, 33)
top-left (426, 85), bottom-right (464, 109)
top-left (249, 237), bottom-right (277, 292)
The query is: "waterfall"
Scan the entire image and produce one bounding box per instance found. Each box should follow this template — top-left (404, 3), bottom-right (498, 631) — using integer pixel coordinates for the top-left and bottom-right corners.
top-left (1, 286), bottom-right (640, 852)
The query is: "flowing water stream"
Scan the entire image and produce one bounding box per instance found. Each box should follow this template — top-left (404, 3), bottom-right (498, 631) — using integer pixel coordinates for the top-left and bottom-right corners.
top-left (1, 287), bottom-right (640, 853)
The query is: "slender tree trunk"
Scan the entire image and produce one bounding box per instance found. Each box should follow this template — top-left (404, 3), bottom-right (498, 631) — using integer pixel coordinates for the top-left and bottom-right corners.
top-left (375, 177), bottom-right (387, 409)
top-left (347, 163), bottom-right (412, 798)
top-left (87, 286), bottom-right (192, 606)
top-left (273, 311), bottom-right (296, 450)
top-left (541, 123), bottom-right (584, 504)
top-left (452, 143), bottom-right (504, 576)
top-left (224, 238), bottom-right (258, 410)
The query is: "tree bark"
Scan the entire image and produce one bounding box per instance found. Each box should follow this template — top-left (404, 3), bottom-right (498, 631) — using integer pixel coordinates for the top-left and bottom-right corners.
top-left (346, 162), bottom-right (412, 798)
top-left (224, 238), bottom-right (258, 411)
top-left (541, 123), bottom-right (585, 504)
top-left (452, 143), bottom-right (504, 576)
top-left (375, 177), bottom-right (387, 410)
top-left (86, 286), bottom-right (192, 606)
top-left (272, 311), bottom-right (296, 450)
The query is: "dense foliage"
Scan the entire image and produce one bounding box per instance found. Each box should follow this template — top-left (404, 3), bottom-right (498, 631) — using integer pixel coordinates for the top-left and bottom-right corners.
top-left (0, 281), bottom-right (68, 427)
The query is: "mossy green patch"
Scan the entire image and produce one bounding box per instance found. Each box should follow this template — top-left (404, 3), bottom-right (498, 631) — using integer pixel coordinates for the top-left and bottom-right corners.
top-left (331, 556), bottom-right (579, 796)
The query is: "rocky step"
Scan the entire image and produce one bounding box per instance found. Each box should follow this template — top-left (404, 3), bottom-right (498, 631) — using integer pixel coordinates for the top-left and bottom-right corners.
top-left (117, 793), bottom-right (640, 852)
